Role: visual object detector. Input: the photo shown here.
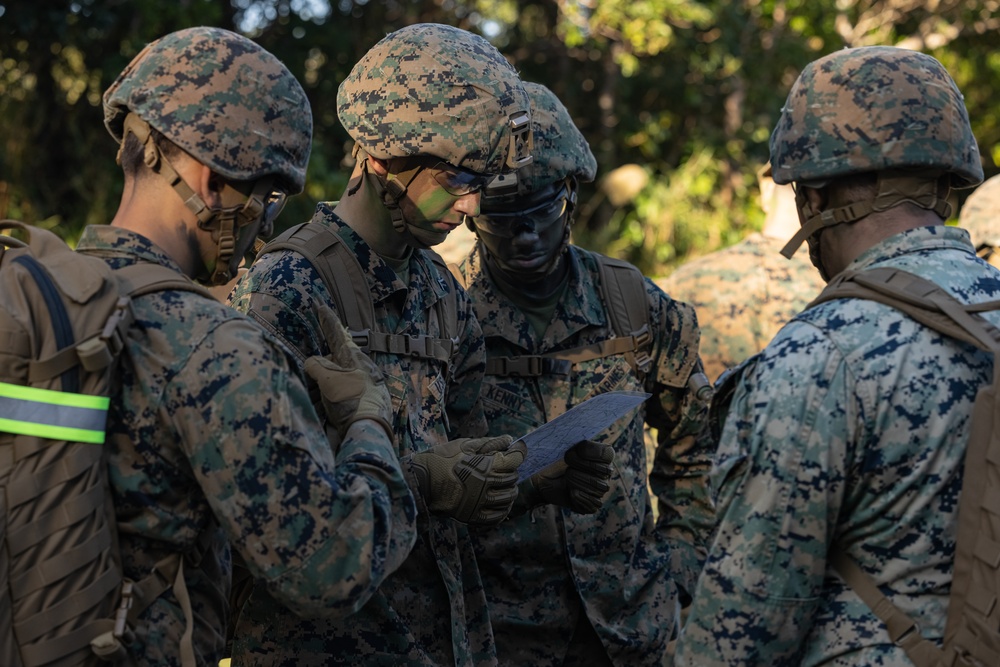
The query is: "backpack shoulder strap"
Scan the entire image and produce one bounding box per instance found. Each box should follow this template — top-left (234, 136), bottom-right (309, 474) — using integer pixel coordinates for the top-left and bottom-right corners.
top-left (809, 266), bottom-right (1000, 354)
top-left (260, 225), bottom-right (455, 363)
top-left (596, 253), bottom-right (652, 340)
top-left (114, 263), bottom-right (214, 301)
top-left (486, 252), bottom-right (653, 378)
top-left (258, 222), bottom-right (375, 333)
top-left (828, 549), bottom-right (944, 667)
top-left (822, 266), bottom-right (1000, 667)
top-left (24, 260), bottom-right (214, 386)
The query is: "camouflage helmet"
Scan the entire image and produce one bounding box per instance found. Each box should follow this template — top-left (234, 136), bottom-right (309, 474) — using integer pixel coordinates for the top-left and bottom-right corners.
top-left (960, 173), bottom-right (1000, 249)
top-left (337, 23), bottom-right (532, 175)
top-left (770, 46), bottom-right (983, 188)
top-left (485, 82), bottom-right (597, 199)
top-left (103, 26), bottom-right (312, 193)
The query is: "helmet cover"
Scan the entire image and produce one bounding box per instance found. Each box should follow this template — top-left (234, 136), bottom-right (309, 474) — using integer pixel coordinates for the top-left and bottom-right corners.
top-left (337, 23), bottom-right (532, 175)
top-left (104, 26), bottom-right (312, 193)
top-left (770, 46), bottom-right (983, 188)
top-left (485, 81), bottom-right (596, 200)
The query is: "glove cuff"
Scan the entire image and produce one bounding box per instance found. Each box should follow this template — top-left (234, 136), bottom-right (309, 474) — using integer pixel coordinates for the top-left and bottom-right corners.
top-left (506, 477), bottom-right (544, 518)
top-left (353, 389), bottom-right (394, 441)
top-left (401, 457), bottom-right (432, 511)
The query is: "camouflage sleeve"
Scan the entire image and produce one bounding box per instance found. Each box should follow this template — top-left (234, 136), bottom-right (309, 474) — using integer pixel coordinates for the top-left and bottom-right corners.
top-left (443, 270), bottom-right (488, 439)
top-left (644, 280), bottom-right (715, 599)
top-left (200, 284), bottom-right (418, 618)
top-left (676, 321), bottom-right (853, 664)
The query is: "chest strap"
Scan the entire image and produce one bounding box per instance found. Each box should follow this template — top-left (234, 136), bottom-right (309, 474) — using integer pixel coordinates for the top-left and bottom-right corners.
top-left (351, 328), bottom-right (456, 362)
top-left (261, 221), bottom-right (458, 364)
top-left (486, 326), bottom-right (651, 377)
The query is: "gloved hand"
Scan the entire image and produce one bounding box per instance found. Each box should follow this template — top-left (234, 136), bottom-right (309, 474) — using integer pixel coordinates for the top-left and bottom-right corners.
top-left (407, 435), bottom-right (526, 525)
top-left (304, 305), bottom-right (393, 440)
top-left (519, 439), bottom-right (615, 514)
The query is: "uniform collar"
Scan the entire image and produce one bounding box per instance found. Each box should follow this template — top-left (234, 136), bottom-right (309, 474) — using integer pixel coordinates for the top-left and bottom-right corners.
top-left (313, 203), bottom-right (451, 309)
top-left (846, 225), bottom-right (975, 274)
top-left (76, 225), bottom-right (187, 274)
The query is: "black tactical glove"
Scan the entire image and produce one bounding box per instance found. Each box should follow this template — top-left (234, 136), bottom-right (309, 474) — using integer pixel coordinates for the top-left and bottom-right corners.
top-left (517, 439), bottom-right (615, 515)
top-left (304, 305), bottom-right (393, 440)
top-left (407, 435), bottom-right (526, 525)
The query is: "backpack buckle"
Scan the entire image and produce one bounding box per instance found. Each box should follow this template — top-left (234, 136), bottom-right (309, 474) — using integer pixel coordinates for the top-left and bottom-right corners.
top-left (392, 335), bottom-right (429, 358)
top-left (113, 581), bottom-right (134, 638)
top-left (633, 351), bottom-right (653, 374)
top-left (91, 581), bottom-right (134, 662)
top-left (78, 296), bottom-right (135, 372)
top-left (100, 297), bottom-right (134, 357)
top-left (350, 329), bottom-right (371, 353)
top-left (541, 358), bottom-right (572, 376)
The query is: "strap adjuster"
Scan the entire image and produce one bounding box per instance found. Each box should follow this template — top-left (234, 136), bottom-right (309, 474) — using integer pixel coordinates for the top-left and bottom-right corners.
top-left (350, 329), bottom-right (371, 353)
top-left (113, 581), bottom-right (134, 639)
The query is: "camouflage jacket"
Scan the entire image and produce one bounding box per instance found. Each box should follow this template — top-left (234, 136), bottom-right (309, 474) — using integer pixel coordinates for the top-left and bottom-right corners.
top-left (676, 226), bottom-right (1000, 666)
top-left (458, 244), bottom-right (714, 667)
top-left (75, 225), bottom-right (417, 667)
top-left (228, 205), bottom-right (494, 667)
top-left (658, 233), bottom-right (825, 382)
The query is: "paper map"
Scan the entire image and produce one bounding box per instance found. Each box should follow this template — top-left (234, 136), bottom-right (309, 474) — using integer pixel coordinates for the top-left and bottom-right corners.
top-left (515, 390), bottom-right (651, 482)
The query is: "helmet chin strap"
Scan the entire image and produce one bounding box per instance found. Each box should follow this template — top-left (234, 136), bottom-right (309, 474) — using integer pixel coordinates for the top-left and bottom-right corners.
top-left (781, 171), bottom-right (953, 280)
top-left (121, 113), bottom-right (271, 285)
top-left (354, 148), bottom-right (439, 246)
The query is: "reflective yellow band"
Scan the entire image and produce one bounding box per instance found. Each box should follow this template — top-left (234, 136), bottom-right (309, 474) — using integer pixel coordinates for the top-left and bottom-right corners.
top-left (0, 381), bottom-right (109, 445)
top-left (0, 381), bottom-right (110, 410)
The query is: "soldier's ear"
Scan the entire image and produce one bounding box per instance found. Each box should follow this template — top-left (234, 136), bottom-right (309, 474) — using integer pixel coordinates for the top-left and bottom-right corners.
top-left (201, 166), bottom-right (227, 208)
top-left (367, 156), bottom-right (390, 177)
top-left (803, 185), bottom-right (827, 211)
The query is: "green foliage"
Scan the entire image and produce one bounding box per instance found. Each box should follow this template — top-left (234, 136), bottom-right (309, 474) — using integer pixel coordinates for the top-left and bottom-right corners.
top-left (2, 0), bottom-right (998, 276)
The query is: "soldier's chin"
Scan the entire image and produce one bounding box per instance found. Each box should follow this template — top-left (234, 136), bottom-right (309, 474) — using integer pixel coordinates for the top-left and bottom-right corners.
top-left (404, 226), bottom-right (450, 249)
top-left (499, 258), bottom-right (553, 282)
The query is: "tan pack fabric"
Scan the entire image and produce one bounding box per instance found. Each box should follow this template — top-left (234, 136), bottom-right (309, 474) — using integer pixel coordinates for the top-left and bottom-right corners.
top-left (0, 220), bottom-right (210, 666)
top-left (259, 222), bottom-right (459, 363)
top-left (449, 253), bottom-right (652, 379)
top-left (810, 266), bottom-right (1000, 667)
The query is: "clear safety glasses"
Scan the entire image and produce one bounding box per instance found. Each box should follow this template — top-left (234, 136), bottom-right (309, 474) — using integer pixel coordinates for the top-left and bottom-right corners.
top-left (429, 162), bottom-right (492, 197)
top-left (471, 190), bottom-right (569, 238)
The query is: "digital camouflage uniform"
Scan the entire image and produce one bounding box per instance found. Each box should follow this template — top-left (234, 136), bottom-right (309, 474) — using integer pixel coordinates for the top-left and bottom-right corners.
top-left (228, 23), bottom-right (534, 665)
top-left (658, 234), bottom-right (824, 382)
top-left (230, 209), bottom-right (492, 666)
top-left (677, 227), bottom-right (1000, 665)
top-left (458, 82), bottom-right (713, 667)
top-left (677, 47), bottom-right (990, 666)
top-left (460, 245), bottom-right (713, 666)
top-left (90, 27), bottom-right (419, 666)
top-left (76, 226), bottom-right (416, 667)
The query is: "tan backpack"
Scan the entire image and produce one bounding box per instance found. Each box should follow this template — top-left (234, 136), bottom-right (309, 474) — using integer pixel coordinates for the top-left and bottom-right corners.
top-left (0, 221), bottom-right (211, 666)
top-left (810, 266), bottom-right (1000, 667)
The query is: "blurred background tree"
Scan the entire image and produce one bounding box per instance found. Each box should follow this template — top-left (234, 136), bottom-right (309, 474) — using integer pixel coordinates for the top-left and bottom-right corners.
top-left (2, 0), bottom-right (998, 276)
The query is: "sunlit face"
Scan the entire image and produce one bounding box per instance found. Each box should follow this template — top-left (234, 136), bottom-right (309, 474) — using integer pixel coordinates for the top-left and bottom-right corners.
top-left (390, 158), bottom-right (488, 247)
top-left (471, 182), bottom-right (570, 279)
